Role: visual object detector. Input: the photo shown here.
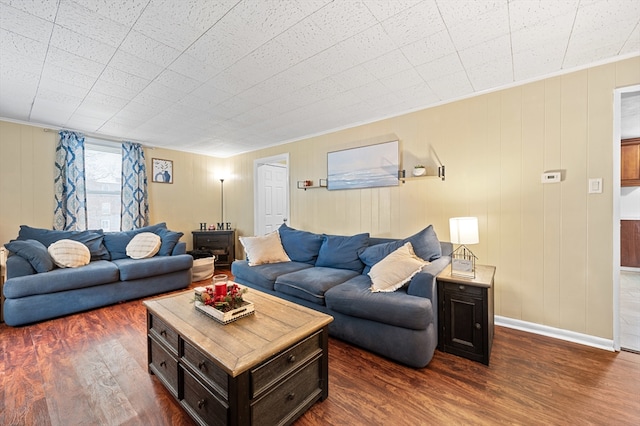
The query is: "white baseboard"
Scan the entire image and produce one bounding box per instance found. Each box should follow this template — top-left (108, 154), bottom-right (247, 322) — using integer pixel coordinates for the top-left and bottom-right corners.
top-left (494, 316), bottom-right (615, 352)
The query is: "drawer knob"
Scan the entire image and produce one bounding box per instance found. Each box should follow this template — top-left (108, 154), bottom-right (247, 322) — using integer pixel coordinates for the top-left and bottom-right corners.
top-left (459, 285), bottom-right (465, 291)
top-left (287, 354), bottom-right (296, 363)
top-left (198, 399), bottom-right (206, 409)
top-left (160, 361), bottom-right (166, 368)
top-left (286, 393), bottom-right (295, 401)
top-left (475, 323), bottom-right (481, 330)
top-left (160, 330), bottom-right (167, 337)
top-left (198, 361), bottom-right (206, 370)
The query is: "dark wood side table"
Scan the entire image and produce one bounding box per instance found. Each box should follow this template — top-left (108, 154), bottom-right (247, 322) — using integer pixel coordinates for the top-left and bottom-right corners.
top-left (437, 265), bottom-right (495, 365)
top-left (192, 230), bottom-right (235, 268)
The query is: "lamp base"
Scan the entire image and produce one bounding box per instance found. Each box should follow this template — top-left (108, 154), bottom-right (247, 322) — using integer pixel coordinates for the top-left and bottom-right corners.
top-left (451, 245), bottom-right (477, 278)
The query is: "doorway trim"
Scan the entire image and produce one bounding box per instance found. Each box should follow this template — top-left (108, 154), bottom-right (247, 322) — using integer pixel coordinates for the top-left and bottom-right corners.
top-left (612, 84), bottom-right (640, 352)
top-left (253, 153), bottom-right (290, 236)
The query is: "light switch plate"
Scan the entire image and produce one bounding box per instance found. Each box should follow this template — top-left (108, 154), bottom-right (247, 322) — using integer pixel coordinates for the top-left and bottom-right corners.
top-left (588, 178), bottom-right (603, 194)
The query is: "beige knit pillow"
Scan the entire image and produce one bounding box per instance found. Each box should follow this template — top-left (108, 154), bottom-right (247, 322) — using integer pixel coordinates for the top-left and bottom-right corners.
top-left (126, 232), bottom-right (161, 259)
top-left (240, 231), bottom-right (290, 266)
top-left (369, 242), bottom-right (427, 292)
top-left (48, 239), bottom-right (91, 268)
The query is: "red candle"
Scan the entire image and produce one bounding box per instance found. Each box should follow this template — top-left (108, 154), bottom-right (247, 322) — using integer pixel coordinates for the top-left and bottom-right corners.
top-left (214, 283), bottom-right (227, 297)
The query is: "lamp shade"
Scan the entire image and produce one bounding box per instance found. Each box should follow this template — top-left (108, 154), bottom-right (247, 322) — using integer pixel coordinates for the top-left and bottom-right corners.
top-left (449, 217), bottom-right (479, 245)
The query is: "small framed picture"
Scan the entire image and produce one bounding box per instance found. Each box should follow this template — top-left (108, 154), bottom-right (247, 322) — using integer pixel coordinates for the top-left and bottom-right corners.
top-left (152, 158), bottom-right (173, 183)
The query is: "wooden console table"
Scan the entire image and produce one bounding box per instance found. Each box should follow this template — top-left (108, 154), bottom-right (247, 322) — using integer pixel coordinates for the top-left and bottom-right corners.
top-left (143, 286), bottom-right (333, 426)
top-left (192, 230), bottom-right (235, 267)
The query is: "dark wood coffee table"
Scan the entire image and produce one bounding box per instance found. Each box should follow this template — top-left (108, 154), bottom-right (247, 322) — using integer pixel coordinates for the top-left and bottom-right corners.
top-left (143, 284), bottom-right (333, 426)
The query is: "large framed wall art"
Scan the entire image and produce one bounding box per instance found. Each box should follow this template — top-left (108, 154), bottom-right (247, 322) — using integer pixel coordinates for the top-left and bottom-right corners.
top-left (327, 140), bottom-right (399, 190)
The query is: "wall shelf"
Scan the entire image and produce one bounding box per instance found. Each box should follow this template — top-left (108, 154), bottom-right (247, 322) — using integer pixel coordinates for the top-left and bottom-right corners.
top-left (399, 165), bottom-right (445, 182)
top-left (297, 179), bottom-right (327, 190)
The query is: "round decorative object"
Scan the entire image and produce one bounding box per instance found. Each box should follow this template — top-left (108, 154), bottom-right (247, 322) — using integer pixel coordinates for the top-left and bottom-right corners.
top-left (412, 167), bottom-right (426, 177)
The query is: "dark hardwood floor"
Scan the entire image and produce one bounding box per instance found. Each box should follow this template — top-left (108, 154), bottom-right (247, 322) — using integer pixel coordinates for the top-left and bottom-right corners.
top-left (1, 270), bottom-right (639, 425)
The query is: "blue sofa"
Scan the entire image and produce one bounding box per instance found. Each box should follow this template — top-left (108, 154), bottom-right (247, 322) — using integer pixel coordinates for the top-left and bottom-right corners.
top-left (232, 224), bottom-right (451, 368)
top-left (2, 223), bottom-right (193, 326)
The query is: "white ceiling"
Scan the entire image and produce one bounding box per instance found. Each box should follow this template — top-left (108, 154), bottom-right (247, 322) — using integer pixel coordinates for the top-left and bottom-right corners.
top-left (1, 0), bottom-right (639, 157)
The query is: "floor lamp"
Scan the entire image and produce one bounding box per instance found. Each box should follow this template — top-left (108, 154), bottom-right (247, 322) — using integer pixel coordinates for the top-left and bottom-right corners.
top-left (220, 178), bottom-right (224, 223)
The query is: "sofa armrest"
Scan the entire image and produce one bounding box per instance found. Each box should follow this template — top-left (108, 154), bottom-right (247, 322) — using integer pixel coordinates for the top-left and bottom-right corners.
top-left (6, 254), bottom-right (36, 279)
top-left (172, 242), bottom-right (187, 256)
top-left (407, 256), bottom-right (451, 299)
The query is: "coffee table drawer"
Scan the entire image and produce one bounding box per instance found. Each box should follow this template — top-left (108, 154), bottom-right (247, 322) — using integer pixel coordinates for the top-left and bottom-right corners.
top-left (149, 313), bottom-right (179, 354)
top-left (182, 340), bottom-right (228, 398)
top-left (252, 357), bottom-right (322, 426)
top-left (149, 338), bottom-right (178, 398)
top-left (251, 330), bottom-right (323, 397)
top-left (182, 367), bottom-right (228, 426)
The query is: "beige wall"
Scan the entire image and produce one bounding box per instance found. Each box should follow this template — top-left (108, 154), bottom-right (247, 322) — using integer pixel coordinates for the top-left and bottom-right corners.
top-left (225, 57), bottom-right (640, 340)
top-left (1, 57), bottom-right (638, 340)
top-left (0, 123), bottom-right (226, 249)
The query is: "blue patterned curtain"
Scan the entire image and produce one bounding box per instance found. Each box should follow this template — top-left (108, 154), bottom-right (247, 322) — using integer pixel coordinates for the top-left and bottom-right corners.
top-left (53, 131), bottom-right (87, 230)
top-left (121, 142), bottom-right (149, 230)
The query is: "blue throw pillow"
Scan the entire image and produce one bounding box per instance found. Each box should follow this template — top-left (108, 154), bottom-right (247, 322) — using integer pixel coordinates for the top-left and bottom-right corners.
top-left (315, 233), bottom-right (369, 273)
top-left (156, 228), bottom-right (184, 256)
top-left (5, 239), bottom-right (54, 273)
top-left (359, 239), bottom-right (404, 272)
top-left (405, 225), bottom-right (441, 261)
top-left (278, 224), bottom-right (323, 265)
top-left (103, 223), bottom-right (168, 259)
top-left (17, 225), bottom-right (109, 261)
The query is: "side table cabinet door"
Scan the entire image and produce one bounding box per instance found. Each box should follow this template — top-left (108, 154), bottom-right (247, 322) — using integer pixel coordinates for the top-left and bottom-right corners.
top-left (443, 288), bottom-right (485, 360)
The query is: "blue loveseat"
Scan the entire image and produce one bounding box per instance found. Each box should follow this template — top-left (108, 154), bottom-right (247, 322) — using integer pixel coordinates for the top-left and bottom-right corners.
top-left (2, 223), bottom-right (193, 326)
top-left (231, 224), bottom-right (451, 368)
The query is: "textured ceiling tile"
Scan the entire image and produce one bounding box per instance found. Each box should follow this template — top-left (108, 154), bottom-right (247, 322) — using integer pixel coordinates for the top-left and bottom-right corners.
top-left (415, 53), bottom-right (465, 81)
top-left (509, 0), bottom-right (579, 32)
top-left (331, 64), bottom-right (379, 91)
top-left (513, 46), bottom-right (565, 81)
top-left (466, 57), bottom-right (513, 91)
top-left (239, 38), bottom-right (305, 84)
top-left (1, 0), bottom-right (58, 20)
top-left (168, 53), bottom-right (224, 83)
top-left (381, 68), bottom-right (424, 91)
top-left (363, 0), bottom-right (423, 21)
top-left (441, 2), bottom-right (510, 51)
top-left (136, 81), bottom-right (186, 105)
top-left (31, 99), bottom-right (76, 124)
top-left (155, 70), bottom-right (201, 94)
top-left (56, 0), bottom-right (129, 47)
top-left (0, 3), bottom-right (54, 42)
top-left (382, 1), bottom-right (444, 47)
top-left (64, 113), bottom-right (107, 131)
top-left (620, 24), bottom-right (640, 55)
top-left (83, 90), bottom-right (130, 110)
top-left (91, 77), bottom-right (140, 101)
top-left (401, 30), bottom-right (457, 67)
top-left (119, 30), bottom-right (182, 68)
top-left (152, 0), bottom-right (238, 32)
top-left (363, 49), bottom-right (413, 79)
top-left (510, 14), bottom-right (573, 54)
top-left (70, 0), bottom-right (148, 26)
top-left (310, 0), bottom-right (378, 44)
top-left (427, 70), bottom-right (473, 101)
top-left (50, 25), bottom-right (116, 64)
top-left (46, 46), bottom-right (106, 78)
top-left (0, 28), bottom-right (48, 60)
top-left (235, 0), bottom-right (312, 41)
top-left (41, 62), bottom-right (97, 90)
top-left (133, 2), bottom-right (203, 51)
top-left (100, 66), bottom-right (151, 91)
top-left (253, 61), bottom-right (327, 98)
top-left (349, 80), bottom-right (391, 102)
top-left (458, 35), bottom-right (511, 70)
top-left (275, 17), bottom-right (337, 61)
top-left (0, 95), bottom-right (33, 121)
top-left (109, 49), bottom-right (164, 80)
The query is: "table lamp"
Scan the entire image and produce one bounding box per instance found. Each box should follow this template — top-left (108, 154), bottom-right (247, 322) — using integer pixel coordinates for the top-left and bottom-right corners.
top-left (449, 217), bottom-right (479, 278)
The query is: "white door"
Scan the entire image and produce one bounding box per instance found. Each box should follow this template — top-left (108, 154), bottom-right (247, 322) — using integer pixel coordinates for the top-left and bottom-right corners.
top-left (255, 154), bottom-right (289, 235)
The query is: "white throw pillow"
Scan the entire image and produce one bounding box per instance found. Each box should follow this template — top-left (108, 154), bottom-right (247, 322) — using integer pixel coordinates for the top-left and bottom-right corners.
top-left (126, 232), bottom-right (161, 259)
top-left (48, 239), bottom-right (91, 268)
top-left (369, 242), bottom-right (428, 292)
top-left (240, 231), bottom-right (290, 266)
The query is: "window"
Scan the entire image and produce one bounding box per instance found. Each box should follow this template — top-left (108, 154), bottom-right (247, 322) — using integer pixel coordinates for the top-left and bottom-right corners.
top-left (85, 142), bottom-right (121, 231)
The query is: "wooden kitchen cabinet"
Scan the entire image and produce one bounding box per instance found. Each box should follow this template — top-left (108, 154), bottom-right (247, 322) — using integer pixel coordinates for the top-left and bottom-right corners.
top-left (622, 138), bottom-right (640, 187)
top-left (621, 220), bottom-right (640, 268)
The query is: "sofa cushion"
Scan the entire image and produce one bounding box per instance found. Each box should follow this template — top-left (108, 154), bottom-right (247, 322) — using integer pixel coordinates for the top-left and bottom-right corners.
top-left (239, 231), bottom-right (290, 266)
top-left (274, 267), bottom-right (359, 305)
top-left (156, 228), bottom-right (184, 256)
top-left (359, 240), bottom-right (404, 273)
top-left (113, 254), bottom-right (193, 281)
top-left (231, 260), bottom-right (312, 291)
top-left (325, 274), bottom-right (433, 330)
top-left (405, 225), bottom-right (442, 261)
top-left (369, 242), bottom-right (427, 292)
top-left (17, 225), bottom-right (109, 261)
top-left (315, 233), bottom-right (369, 273)
top-left (5, 240), bottom-right (54, 273)
top-left (48, 239), bottom-right (91, 268)
top-left (126, 232), bottom-right (161, 259)
top-left (2, 260), bottom-right (120, 298)
top-left (103, 222), bottom-right (167, 260)
top-left (278, 224), bottom-right (323, 265)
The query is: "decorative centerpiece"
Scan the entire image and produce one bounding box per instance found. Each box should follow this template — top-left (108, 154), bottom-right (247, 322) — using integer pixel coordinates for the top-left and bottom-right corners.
top-left (194, 282), bottom-right (254, 324)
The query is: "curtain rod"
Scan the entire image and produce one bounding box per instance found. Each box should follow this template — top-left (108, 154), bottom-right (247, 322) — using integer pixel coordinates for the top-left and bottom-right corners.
top-left (43, 128), bottom-right (153, 149)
